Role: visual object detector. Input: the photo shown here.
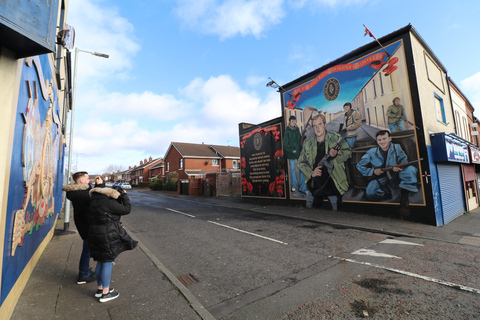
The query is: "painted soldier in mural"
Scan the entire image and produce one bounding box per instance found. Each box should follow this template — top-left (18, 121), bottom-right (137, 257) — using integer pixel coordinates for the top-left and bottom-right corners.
top-left (356, 130), bottom-right (418, 215)
top-left (283, 115), bottom-right (308, 194)
top-left (387, 97), bottom-right (407, 132)
top-left (298, 114), bottom-right (352, 210)
top-left (341, 102), bottom-right (362, 148)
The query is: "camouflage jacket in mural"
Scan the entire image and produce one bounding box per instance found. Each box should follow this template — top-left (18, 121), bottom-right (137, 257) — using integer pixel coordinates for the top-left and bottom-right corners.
top-left (297, 131), bottom-right (352, 195)
top-left (387, 104), bottom-right (406, 124)
top-left (344, 109), bottom-right (362, 137)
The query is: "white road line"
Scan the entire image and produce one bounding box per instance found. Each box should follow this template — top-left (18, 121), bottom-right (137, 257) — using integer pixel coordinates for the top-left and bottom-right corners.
top-left (380, 239), bottom-right (424, 246)
top-left (332, 256), bottom-right (480, 294)
top-left (165, 208), bottom-right (196, 218)
top-left (352, 249), bottom-right (402, 259)
top-left (208, 221), bottom-right (288, 245)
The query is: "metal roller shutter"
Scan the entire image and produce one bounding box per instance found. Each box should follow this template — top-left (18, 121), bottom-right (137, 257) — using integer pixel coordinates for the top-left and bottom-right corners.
top-left (437, 164), bottom-right (465, 224)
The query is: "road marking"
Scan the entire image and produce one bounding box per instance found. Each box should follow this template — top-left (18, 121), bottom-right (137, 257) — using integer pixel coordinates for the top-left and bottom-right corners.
top-left (332, 256), bottom-right (480, 294)
top-left (208, 221), bottom-right (288, 245)
top-left (352, 249), bottom-right (401, 259)
top-left (380, 239), bottom-right (424, 246)
top-left (166, 208), bottom-right (196, 218)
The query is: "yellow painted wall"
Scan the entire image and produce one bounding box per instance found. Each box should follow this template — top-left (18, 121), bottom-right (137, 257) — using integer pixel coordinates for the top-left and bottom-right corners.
top-left (409, 33), bottom-right (455, 146)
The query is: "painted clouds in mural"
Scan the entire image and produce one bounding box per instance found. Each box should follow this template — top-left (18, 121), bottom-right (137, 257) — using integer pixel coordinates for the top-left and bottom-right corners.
top-left (284, 40), bottom-right (424, 215)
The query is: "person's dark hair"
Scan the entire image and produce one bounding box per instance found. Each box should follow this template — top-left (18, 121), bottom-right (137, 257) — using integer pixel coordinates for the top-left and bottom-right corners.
top-left (289, 115), bottom-right (296, 121)
top-left (343, 102), bottom-right (352, 109)
top-left (376, 130), bottom-right (391, 138)
top-left (392, 97), bottom-right (400, 104)
top-left (72, 171), bottom-right (88, 183)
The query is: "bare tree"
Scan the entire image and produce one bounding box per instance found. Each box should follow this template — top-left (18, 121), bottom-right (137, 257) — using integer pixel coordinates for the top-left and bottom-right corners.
top-left (104, 164), bottom-right (125, 174)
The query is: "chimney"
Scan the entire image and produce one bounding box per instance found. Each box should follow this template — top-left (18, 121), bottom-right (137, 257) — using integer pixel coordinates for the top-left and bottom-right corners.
top-left (149, 156), bottom-right (152, 161)
top-left (144, 158), bottom-right (147, 163)
top-left (140, 160), bottom-right (143, 165)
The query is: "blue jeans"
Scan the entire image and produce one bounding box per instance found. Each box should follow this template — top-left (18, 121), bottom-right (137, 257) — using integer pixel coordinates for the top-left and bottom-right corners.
top-left (345, 136), bottom-right (357, 149)
top-left (79, 240), bottom-right (91, 278)
top-left (96, 261), bottom-right (113, 288)
top-left (288, 159), bottom-right (307, 193)
top-left (389, 120), bottom-right (405, 133)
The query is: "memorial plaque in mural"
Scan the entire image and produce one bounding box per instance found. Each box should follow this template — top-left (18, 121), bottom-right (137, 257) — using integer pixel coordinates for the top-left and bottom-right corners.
top-left (239, 122), bottom-right (285, 198)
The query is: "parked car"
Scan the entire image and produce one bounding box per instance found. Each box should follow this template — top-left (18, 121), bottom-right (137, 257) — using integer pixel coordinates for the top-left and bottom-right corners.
top-left (105, 182), bottom-right (114, 187)
top-left (120, 183), bottom-right (132, 190)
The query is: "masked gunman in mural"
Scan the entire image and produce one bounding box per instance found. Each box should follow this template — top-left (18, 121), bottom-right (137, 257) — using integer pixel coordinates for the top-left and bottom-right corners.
top-left (62, 171), bottom-right (96, 284)
top-left (284, 116), bottom-right (308, 194)
top-left (387, 97), bottom-right (407, 132)
top-left (298, 114), bottom-right (352, 210)
top-left (356, 130), bottom-right (418, 215)
top-left (341, 102), bottom-right (362, 148)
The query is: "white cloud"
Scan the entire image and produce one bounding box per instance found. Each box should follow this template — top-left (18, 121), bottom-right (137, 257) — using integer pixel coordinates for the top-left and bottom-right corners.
top-left (461, 72), bottom-right (480, 117)
top-left (73, 74), bottom-right (281, 173)
top-left (287, 0), bottom-right (370, 10)
top-left (176, 0), bottom-right (285, 39)
top-left (67, 0), bottom-right (140, 85)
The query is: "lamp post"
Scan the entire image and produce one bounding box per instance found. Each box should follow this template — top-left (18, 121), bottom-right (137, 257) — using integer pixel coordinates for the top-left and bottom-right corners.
top-left (64, 48), bottom-right (109, 231)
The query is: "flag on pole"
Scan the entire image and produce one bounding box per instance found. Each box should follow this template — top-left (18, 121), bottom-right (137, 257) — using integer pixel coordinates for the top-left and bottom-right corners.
top-left (364, 25), bottom-right (375, 38)
top-left (362, 24), bottom-right (390, 58)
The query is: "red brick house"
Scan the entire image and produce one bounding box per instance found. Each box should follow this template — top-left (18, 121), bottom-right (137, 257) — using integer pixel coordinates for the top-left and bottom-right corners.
top-left (163, 142), bottom-right (240, 180)
top-left (149, 161), bottom-right (165, 181)
top-left (130, 157), bottom-right (163, 186)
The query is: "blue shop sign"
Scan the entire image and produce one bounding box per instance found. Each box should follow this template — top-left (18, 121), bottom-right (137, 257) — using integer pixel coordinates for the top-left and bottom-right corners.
top-left (430, 133), bottom-right (470, 164)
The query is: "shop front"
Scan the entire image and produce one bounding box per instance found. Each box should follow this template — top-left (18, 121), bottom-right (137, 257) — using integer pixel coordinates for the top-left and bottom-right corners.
top-left (430, 133), bottom-right (468, 224)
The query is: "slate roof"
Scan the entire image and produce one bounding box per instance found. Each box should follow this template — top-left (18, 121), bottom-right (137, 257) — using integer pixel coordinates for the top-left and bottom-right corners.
top-left (169, 142), bottom-right (240, 159)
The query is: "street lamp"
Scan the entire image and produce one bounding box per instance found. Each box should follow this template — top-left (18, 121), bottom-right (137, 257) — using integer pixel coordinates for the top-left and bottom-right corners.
top-left (64, 48), bottom-right (109, 231)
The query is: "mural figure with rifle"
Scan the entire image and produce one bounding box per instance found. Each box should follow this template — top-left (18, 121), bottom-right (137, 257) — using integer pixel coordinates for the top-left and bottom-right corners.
top-left (298, 114), bottom-right (352, 210)
top-left (356, 130), bottom-right (420, 216)
top-left (387, 97), bottom-right (408, 132)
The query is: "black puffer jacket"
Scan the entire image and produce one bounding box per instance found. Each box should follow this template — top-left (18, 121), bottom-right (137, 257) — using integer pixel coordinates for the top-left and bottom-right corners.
top-left (87, 186), bottom-right (134, 262)
top-left (62, 183), bottom-right (91, 240)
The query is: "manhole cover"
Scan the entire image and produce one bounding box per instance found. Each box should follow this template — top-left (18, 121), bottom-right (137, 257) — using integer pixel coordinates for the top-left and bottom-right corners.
top-left (177, 274), bottom-right (198, 287)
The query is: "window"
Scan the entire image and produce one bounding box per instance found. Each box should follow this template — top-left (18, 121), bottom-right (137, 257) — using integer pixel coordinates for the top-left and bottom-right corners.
top-left (379, 73), bottom-right (384, 96)
top-left (233, 160), bottom-right (240, 169)
top-left (372, 79), bottom-right (377, 99)
top-left (434, 93), bottom-right (446, 124)
top-left (179, 159), bottom-right (183, 170)
top-left (454, 111), bottom-right (461, 136)
top-left (364, 88), bottom-right (367, 102)
top-left (463, 117), bottom-right (470, 141)
top-left (166, 162), bottom-right (170, 172)
top-left (212, 159), bottom-right (219, 166)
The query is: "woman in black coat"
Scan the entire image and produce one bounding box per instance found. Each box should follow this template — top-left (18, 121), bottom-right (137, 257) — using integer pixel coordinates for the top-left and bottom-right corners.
top-left (87, 177), bottom-right (137, 302)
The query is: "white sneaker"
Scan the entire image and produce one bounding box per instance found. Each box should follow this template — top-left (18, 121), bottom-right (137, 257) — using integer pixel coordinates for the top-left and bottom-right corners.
top-left (292, 188), bottom-right (296, 192)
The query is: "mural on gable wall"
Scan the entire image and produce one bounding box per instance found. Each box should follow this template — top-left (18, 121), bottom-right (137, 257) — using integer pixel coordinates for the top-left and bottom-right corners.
top-left (2, 55), bottom-right (65, 304)
top-left (240, 121), bottom-right (286, 198)
top-left (283, 40), bottom-right (425, 215)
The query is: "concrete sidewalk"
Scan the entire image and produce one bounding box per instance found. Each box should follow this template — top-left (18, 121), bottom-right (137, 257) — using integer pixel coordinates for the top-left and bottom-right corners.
top-left (11, 192), bottom-right (480, 319)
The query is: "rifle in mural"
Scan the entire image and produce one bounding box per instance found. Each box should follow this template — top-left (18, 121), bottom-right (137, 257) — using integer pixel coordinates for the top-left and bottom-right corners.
top-left (306, 134), bottom-right (347, 194)
top-left (389, 111), bottom-right (419, 129)
top-left (367, 158), bottom-right (423, 181)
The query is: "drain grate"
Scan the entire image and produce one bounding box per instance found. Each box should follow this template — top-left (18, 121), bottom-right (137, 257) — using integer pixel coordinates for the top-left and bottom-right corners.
top-left (177, 274), bottom-right (198, 287)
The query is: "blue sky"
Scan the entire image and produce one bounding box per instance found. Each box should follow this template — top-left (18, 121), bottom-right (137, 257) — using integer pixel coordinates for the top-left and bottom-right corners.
top-left (66, 0), bottom-right (480, 174)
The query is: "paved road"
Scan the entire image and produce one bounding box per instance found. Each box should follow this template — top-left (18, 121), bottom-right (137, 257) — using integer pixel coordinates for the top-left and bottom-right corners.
top-left (123, 190), bottom-right (480, 319)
